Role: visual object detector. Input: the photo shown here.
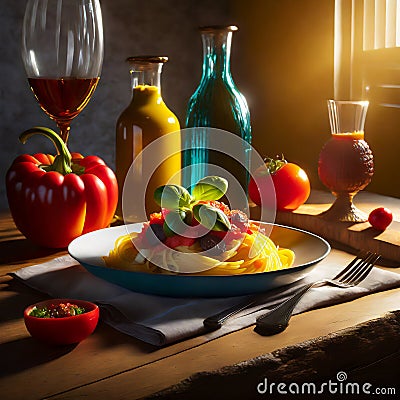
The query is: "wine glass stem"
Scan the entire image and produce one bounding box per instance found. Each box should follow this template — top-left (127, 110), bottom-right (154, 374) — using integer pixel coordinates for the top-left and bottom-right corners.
top-left (58, 122), bottom-right (71, 143)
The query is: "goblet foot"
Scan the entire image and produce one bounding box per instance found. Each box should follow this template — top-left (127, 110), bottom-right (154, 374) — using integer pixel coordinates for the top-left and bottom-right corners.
top-left (319, 193), bottom-right (368, 222)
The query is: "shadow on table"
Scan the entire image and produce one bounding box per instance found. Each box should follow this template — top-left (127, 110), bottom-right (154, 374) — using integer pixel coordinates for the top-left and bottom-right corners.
top-left (0, 279), bottom-right (51, 323)
top-left (93, 321), bottom-right (160, 354)
top-left (0, 237), bottom-right (63, 265)
top-left (0, 337), bottom-right (76, 378)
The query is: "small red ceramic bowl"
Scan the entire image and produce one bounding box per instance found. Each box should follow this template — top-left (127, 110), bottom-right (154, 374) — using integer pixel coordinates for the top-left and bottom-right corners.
top-left (24, 298), bottom-right (99, 345)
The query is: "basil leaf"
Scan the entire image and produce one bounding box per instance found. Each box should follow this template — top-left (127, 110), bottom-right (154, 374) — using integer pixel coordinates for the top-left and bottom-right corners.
top-left (192, 176), bottom-right (228, 201)
top-left (164, 209), bottom-right (187, 236)
top-left (154, 185), bottom-right (192, 209)
top-left (192, 204), bottom-right (231, 231)
top-left (213, 208), bottom-right (231, 231)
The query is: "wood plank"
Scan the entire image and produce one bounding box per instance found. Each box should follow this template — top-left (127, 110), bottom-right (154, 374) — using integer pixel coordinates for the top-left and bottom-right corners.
top-left (251, 191), bottom-right (400, 266)
top-left (0, 274), bottom-right (211, 400)
top-left (48, 284), bottom-right (400, 400)
top-left (142, 312), bottom-right (400, 399)
top-left (1, 194), bottom-right (399, 399)
top-left (0, 211), bottom-right (66, 275)
top-left (0, 212), bottom-right (211, 399)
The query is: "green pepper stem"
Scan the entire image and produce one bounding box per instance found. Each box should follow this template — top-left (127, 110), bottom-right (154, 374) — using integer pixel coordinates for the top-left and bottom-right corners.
top-left (19, 127), bottom-right (73, 175)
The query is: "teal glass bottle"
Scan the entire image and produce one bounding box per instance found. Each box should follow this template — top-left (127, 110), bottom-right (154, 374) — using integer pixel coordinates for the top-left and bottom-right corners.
top-left (183, 25), bottom-right (252, 193)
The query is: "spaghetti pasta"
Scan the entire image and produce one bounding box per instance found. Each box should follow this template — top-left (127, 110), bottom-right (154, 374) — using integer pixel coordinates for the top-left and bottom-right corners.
top-left (103, 223), bottom-right (295, 275)
top-left (104, 176), bottom-right (295, 275)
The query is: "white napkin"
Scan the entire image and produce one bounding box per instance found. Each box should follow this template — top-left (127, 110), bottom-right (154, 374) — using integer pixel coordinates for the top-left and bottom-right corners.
top-left (12, 253), bottom-right (400, 346)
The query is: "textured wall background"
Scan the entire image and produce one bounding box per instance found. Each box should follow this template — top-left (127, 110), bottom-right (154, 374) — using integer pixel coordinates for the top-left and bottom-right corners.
top-left (0, 0), bottom-right (236, 210)
top-left (1, 1), bottom-right (346, 214)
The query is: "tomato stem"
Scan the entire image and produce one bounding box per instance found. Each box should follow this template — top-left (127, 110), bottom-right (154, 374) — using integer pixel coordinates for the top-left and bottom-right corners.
top-left (263, 155), bottom-right (287, 175)
top-left (19, 127), bottom-right (73, 175)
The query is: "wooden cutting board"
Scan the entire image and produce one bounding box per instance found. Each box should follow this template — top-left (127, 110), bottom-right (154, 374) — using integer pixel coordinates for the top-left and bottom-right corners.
top-left (250, 190), bottom-right (400, 267)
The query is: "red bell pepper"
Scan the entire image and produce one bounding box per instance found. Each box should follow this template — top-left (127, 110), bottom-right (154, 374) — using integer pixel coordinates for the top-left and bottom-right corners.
top-left (6, 127), bottom-right (118, 248)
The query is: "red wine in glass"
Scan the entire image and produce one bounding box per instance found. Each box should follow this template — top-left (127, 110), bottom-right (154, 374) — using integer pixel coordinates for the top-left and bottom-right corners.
top-left (22, 0), bottom-right (104, 143)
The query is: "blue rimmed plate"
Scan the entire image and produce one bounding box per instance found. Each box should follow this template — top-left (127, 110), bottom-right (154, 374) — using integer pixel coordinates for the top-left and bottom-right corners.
top-left (68, 222), bottom-right (330, 298)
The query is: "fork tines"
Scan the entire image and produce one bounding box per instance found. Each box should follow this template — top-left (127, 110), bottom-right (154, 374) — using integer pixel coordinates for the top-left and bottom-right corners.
top-left (333, 251), bottom-right (380, 285)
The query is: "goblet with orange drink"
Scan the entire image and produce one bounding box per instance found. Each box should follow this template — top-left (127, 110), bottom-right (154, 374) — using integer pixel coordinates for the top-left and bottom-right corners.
top-left (318, 100), bottom-right (374, 222)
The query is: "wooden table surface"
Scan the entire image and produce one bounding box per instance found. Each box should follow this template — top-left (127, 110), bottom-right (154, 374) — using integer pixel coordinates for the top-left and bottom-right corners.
top-left (1, 191), bottom-right (399, 400)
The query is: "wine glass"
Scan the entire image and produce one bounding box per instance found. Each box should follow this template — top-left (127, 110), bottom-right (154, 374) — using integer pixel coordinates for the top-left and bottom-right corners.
top-left (318, 100), bottom-right (374, 222)
top-left (21, 0), bottom-right (104, 143)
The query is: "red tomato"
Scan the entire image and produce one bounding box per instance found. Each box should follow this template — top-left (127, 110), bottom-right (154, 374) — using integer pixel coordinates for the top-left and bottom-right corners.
top-left (368, 207), bottom-right (393, 230)
top-left (249, 158), bottom-right (311, 211)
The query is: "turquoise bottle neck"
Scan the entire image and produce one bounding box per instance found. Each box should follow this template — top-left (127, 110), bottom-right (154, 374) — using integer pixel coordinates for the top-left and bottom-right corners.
top-left (200, 28), bottom-right (234, 81)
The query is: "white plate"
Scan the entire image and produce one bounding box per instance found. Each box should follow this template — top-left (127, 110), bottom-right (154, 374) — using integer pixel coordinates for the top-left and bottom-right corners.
top-left (68, 222), bottom-right (330, 297)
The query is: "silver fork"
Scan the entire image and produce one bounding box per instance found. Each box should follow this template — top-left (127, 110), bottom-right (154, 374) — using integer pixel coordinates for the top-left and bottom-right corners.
top-left (254, 251), bottom-right (380, 336)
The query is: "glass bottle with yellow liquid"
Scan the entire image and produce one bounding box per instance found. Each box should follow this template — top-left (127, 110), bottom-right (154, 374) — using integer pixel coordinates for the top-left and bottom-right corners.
top-left (115, 56), bottom-right (180, 221)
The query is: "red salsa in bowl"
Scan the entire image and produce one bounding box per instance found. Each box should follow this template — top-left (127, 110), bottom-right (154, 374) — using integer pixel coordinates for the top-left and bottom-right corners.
top-left (24, 298), bottom-right (99, 345)
top-left (29, 302), bottom-right (86, 318)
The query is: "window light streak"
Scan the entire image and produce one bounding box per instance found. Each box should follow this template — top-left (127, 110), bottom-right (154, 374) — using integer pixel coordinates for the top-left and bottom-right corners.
top-left (363, 0), bottom-right (375, 50)
top-left (396, 0), bottom-right (400, 45)
top-left (334, 0), bottom-right (344, 99)
top-left (364, 0), bottom-right (400, 50)
top-left (386, 0), bottom-right (397, 47)
top-left (374, 0), bottom-right (385, 49)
